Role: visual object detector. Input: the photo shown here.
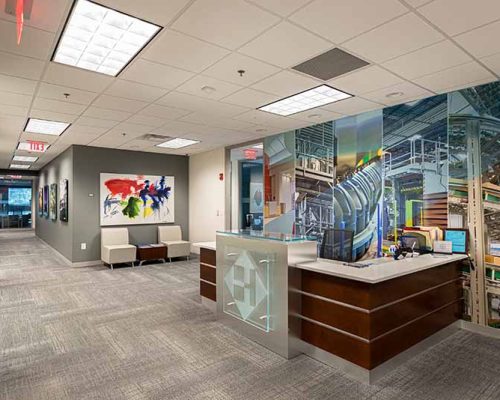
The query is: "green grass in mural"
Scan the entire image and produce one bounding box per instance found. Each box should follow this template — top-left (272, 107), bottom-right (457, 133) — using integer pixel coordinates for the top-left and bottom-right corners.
top-left (122, 197), bottom-right (141, 218)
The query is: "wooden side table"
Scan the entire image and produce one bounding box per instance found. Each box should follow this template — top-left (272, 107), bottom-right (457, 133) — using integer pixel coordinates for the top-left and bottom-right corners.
top-left (136, 244), bottom-right (167, 266)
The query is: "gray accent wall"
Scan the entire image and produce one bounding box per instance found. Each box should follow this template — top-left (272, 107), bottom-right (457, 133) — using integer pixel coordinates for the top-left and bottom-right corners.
top-left (36, 145), bottom-right (189, 263)
top-left (36, 146), bottom-right (74, 260)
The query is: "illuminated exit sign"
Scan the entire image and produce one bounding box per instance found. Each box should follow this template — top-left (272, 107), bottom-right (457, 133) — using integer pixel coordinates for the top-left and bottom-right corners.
top-left (17, 140), bottom-right (49, 153)
top-left (244, 148), bottom-right (257, 160)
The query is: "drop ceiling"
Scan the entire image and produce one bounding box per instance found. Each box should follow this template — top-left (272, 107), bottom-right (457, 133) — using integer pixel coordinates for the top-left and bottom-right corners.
top-left (0, 0), bottom-right (498, 170)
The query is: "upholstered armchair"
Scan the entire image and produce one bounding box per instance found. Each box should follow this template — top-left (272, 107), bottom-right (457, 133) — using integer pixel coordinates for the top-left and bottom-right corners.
top-left (101, 227), bottom-right (136, 270)
top-left (158, 225), bottom-right (190, 261)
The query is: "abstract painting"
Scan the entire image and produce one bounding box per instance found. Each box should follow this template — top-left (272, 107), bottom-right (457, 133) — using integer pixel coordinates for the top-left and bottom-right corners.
top-left (100, 173), bottom-right (174, 226)
top-left (49, 183), bottom-right (57, 221)
top-left (38, 187), bottom-right (43, 217)
top-left (60, 179), bottom-right (69, 222)
top-left (43, 185), bottom-right (49, 218)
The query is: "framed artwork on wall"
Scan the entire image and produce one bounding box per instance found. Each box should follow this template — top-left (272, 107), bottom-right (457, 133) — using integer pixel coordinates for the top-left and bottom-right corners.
top-left (60, 179), bottom-right (69, 222)
top-left (38, 187), bottom-right (43, 217)
top-left (100, 173), bottom-right (175, 226)
top-left (43, 185), bottom-right (49, 217)
top-left (49, 183), bottom-right (57, 221)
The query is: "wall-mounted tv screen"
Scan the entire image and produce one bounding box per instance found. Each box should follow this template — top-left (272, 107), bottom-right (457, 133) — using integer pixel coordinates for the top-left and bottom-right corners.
top-left (8, 188), bottom-right (32, 206)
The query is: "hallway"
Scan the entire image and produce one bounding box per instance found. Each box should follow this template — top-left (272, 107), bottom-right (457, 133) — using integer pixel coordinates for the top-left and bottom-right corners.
top-left (1, 231), bottom-right (500, 400)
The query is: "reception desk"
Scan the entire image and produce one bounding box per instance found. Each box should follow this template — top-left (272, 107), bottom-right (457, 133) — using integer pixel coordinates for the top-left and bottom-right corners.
top-left (214, 231), bottom-right (468, 383)
top-left (193, 242), bottom-right (216, 310)
top-left (292, 253), bottom-right (467, 382)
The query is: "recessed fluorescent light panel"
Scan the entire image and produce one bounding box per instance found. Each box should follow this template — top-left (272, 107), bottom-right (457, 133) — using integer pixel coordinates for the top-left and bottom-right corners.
top-left (25, 118), bottom-right (70, 136)
top-left (258, 85), bottom-right (352, 116)
top-left (53, 0), bottom-right (161, 76)
top-left (156, 138), bottom-right (200, 149)
top-left (10, 164), bottom-right (31, 169)
top-left (17, 141), bottom-right (50, 153)
top-left (13, 156), bottom-right (38, 162)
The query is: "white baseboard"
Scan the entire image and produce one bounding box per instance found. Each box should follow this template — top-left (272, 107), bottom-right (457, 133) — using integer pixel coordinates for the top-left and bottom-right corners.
top-left (37, 236), bottom-right (102, 267)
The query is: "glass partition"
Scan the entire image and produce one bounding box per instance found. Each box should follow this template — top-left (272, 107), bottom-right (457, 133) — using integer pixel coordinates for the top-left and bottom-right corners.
top-left (0, 178), bottom-right (33, 229)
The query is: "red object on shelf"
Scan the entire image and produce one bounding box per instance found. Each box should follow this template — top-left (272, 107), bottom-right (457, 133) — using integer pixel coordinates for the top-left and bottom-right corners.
top-left (16, 0), bottom-right (24, 45)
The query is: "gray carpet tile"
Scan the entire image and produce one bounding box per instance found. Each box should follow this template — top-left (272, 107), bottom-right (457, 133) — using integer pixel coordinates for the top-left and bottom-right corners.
top-left (1, 230), bottom-right (500, 399)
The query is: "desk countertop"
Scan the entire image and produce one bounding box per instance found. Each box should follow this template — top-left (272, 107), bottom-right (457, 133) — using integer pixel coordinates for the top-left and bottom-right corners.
top-left (295, 253), bottom-right (468, 284)
top-left (192, 241), bottom-right (216, 251)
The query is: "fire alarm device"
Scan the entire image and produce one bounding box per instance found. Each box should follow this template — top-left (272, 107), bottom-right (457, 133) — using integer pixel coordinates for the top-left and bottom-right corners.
top-left (219, 173), bottom-right (224, 181)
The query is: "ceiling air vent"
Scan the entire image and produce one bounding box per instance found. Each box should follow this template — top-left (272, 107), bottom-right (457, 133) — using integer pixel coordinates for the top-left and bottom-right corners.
top-left (139, 134), bottom-right (172, 142)
top-left (292, 48), bottom-right (369, 81)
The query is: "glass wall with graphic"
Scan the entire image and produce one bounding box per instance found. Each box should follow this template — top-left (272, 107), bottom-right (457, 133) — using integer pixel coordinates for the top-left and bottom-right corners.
top-left (0, 178), bottom-right (33, 229)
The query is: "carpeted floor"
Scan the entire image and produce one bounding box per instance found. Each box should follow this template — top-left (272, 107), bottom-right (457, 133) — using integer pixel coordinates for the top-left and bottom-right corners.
top-left (1, 230), bottom-right (500, 399)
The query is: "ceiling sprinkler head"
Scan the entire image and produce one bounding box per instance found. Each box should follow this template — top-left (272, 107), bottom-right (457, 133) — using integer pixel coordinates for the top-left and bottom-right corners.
top-left (63, 93), bottom-right (70, 99)
top-left (237, 69), bottom-right (246, 77)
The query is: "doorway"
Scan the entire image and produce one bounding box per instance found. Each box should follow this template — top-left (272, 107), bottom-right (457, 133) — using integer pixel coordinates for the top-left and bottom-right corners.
top-left (0, 177), bottom-right (33, 229)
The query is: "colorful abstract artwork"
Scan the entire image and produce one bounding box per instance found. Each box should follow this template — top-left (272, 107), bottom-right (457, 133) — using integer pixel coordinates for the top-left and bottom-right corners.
top-left (49, 183), bottom-right (57, 221)
top-left (59, 179), bottom-right (69, 222)
top-left (100, 173), bottom-right (174, 226)
top-left (43, 185), bottom-right (49, 218)
top-left (38, 187), bottom-right (43, 217)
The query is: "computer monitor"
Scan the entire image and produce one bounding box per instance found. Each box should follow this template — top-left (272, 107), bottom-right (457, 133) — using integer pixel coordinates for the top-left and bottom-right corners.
top-left (320, 229), bottom-right (354, 262)
top-left (444, 229), bottom-right (468, 254)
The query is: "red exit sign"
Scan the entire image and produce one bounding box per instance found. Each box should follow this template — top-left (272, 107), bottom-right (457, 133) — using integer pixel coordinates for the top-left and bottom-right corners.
top-left (244, 148), bottom-right (257, 160)
top-left (17, 140), bottom-right (48, 153)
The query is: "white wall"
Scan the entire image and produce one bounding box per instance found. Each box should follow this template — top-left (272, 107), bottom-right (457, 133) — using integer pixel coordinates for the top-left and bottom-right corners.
top-left (189, 147), bottom-right (225, 253)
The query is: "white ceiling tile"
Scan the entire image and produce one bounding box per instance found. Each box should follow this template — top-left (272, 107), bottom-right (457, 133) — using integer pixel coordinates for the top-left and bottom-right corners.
top-left (0, 74), bottom-right (37, 95)
top-left (142, 30), bottom-right (229, 73)
top-left (175, 75), bottom-right (243, 100)
top-left (342, 13), bottom-right (444, 63)
top-left (140, 104), bottom-right (192, 120)
top-left (419, 0), bottom-right (500, 36)
top-left (247, 0), bottom-right (312, 17)
top-left (221, 88), bottom-right (277, 108)
top-left (383, 40), bottom-right (472, 79)
top-left (105, 80), bottom-right (167, 102)
top-left (121, 59), bottom-right (194, 89)
top-left (0, 0), bottom-right (69, 32)
top-left (203, 53), bottom-right (280, 85)
top-left (157, 91), bottom-right (249, 116)
top-left (153, 120), bottom-right (208, 136)
top-left (64, 124), bottom-right (110, 136)
top-left (178, 112), bottom-right (256, 131)
top-left (0, 20), bottom-right (55, 60)
top-left (29, 109), bottom-right (77, 123)
top-left (481, 52), bottom-right (500, 75)
top-left (454, 20), bottom-right (500, 58)
top-left (233, 109), bottom-right (291, 125)
top-left (413, 61), bottom-right (496, 92)
top-left (290, 0), bottom-right (407, 43)
top-left (19, 132), bottom-right (60, 145)
top-left (251, 70), bottom-right (321, 97)
top-left (321, 96), bottom-right (382, 115)
top-left (96, 0), bottom-right (191, 25)
top-left (239, 21), bottom-right (333, 68)
top-left (289, 108), bottom-right (343, 123)
top-left (92, 95), bottom-right (148, 113)
top-left (328, 66), bottom-right (404, 95)
top-left (125, 114), bottom-right (169, 128)
top-left (75, 116), bottom-right (119, 129)
top-left (37, 83), bottom-right (99, 105)
top-left (0, 52), bottom-right (45, 80)
top-left (58, 132), bottom-right (102, 145)
top-left (82, 106), bottom-right (132, 122)
top-left (32, 98), bottom-right (87, 115)
top-left (0, 104), bottom-right (28, 117)
top-left (44, 63), bottom-right (113, 92)
top-left (0, 91), bottom-right (32, 107)
top-left (362, 82), bottom-right (434, 105)
top-left (171, 0), bottom-right (280, 50)
top-left (404, 0), bottom-right (434, 7)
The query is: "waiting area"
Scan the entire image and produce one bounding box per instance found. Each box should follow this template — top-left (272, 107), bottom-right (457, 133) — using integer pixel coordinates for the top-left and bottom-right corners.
top-left (0, 0), bottom-right (499, 398)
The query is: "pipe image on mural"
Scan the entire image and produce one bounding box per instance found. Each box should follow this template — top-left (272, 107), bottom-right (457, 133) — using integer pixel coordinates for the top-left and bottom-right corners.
top-left (295, 111), bottom-right (383, 261)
